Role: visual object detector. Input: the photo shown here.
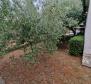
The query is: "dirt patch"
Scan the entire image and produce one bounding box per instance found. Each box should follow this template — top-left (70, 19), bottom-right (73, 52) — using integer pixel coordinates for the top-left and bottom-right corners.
top-left (0, 49), bottom-right (91, 84)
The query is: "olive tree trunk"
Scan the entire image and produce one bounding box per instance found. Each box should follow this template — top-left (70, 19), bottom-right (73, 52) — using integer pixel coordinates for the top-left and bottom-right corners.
top-left (82, 0), bottom-right (91, 67)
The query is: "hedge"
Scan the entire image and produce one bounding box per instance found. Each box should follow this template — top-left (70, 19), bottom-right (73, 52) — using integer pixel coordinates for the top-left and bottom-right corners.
top-left (69, 35), bottom-right (84, 56)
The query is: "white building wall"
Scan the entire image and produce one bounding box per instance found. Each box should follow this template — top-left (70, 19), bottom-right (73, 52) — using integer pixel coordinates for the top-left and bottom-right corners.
top-left (82, 0), bottom-right (91, 67)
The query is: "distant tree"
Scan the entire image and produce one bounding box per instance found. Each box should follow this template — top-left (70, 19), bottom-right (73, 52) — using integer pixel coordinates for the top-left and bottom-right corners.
top-left (44, 0), bottom-right (83, 35)
top-left (61, 0), bottom-right (83, 35)
top-left (81, 0), bottom-right (89, 25)
top-left (45, 0), bottom-right (83, 35)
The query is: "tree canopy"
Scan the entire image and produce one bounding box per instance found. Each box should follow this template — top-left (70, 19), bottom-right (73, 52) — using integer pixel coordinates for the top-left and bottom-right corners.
top-left (0, 0), bottom-right (83, 58)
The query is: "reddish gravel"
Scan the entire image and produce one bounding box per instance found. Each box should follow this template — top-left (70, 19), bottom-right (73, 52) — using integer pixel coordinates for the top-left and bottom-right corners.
top-left (0, 49), bottom-right (91, 84)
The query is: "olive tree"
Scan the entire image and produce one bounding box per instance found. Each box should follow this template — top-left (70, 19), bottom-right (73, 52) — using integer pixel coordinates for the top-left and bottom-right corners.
top-left (39, 0), bottom-right (66, 50)
top-left (18, 0), bottom-right (65, 57)
top-left (0, 0), bottom-right (65, 58)
top-left (0, 0), bottom-right (83, 59)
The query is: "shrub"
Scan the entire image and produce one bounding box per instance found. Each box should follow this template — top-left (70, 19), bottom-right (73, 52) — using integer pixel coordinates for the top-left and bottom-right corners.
top-left (69, 35), bottom-right (84, 56)
top-left (57, 35), bottom-right (73, 48)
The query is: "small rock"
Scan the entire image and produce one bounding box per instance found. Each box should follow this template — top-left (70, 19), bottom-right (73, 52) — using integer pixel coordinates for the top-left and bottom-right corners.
top-left (0, 77), bottom-right (5, 84)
